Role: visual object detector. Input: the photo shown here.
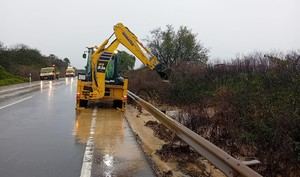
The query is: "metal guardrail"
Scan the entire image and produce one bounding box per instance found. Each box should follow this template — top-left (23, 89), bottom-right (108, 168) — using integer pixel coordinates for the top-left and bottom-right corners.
top-left (128, 91), bottom-right (263, 177)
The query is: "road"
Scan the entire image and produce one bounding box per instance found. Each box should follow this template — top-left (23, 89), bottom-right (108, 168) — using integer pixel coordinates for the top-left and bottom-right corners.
top-left (0, 78), bottom-right (154, 177)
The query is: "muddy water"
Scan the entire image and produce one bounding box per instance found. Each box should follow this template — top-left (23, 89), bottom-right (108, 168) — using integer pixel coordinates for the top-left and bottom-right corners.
top-left (74, 108), bottom-right (155, 177)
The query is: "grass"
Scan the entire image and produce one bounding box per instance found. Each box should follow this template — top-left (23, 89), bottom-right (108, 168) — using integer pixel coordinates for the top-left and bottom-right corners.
top-left (0, 66), bottom-right (27, 86)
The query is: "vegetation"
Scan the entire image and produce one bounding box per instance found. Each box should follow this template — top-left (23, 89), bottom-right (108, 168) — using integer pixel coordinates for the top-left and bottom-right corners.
top-left (129, 51), bottom-right (300, 177)
top-left (0, 42), bottom-right (70, 81)
top-left (116, 50), bottom-right (136, 75)
top-left (105, 50), bottom-right (135, 79)
top-left (63, 57), bottom-right (70, 65)
top-left (147, 25), bottom-right (209, 67)
top-left (0, 66), bottom-right (27, 86)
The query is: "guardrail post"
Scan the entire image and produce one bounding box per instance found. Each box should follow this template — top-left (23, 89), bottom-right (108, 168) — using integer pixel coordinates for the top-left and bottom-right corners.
top-left (29, 73), bottom-right (32, 84)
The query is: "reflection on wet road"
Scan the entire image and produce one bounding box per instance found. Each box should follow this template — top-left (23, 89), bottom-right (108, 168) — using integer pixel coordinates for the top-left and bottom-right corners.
top-left (0, 78), bottom-right (154, 177)
top-left (0, 78), bottom-right (83, 177)
top-left (75, 108), bottom-right (154, 177)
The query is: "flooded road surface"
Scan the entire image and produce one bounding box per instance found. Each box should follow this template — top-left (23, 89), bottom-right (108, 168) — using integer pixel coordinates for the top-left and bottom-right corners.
top-left (75, 109), bottom-right (154, 177)
top-left (0, 78), bottom-right (154, 177)
top-left (0, 78), bottom-right (84, 177)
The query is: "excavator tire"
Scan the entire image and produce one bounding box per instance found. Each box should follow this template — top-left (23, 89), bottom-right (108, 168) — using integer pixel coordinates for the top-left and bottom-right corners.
top-left (113, 100), bottom-right (123, 109)
top-left (79, 99), bottom-right (88, 108)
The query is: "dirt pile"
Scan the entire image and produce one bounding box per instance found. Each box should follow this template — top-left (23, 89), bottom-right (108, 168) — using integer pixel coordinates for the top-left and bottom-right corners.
top-left (156, 143), bottom-right (199, 162)
top-left (145, 120), bottom-right (174, 142)
top-left (145, 120), bottom-right (224, 177)
top-left (156, 143), bottom-right (213, 177)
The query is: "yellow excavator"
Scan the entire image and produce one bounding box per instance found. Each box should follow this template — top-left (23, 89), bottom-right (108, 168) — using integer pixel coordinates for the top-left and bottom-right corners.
top-left (76, 23), bottom-right (167, 109)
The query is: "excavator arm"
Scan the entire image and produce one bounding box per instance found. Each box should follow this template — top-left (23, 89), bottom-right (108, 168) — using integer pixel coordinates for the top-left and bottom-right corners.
top-left (90, 23), bottom-right (167, 99)
top-left (113, 23), bottom-right (159, 69)
top-left (94, 23), bottom-right (159, 69)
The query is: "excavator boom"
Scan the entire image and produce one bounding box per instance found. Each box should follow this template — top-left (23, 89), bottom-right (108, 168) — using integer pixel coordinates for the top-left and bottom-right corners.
top-left (76, 23), bottom-right (167, 109)
top-left (113, 23), bottom-right (159, 69)
top-left (94, 23), bottom-right (159, 69)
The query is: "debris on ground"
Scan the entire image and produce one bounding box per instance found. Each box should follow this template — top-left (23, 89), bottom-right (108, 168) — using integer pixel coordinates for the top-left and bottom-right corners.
top-left (156, 143), bottom-right (211, 177)
top-left (145, 120), bottom-right (174, 142)
top-left (126, 105), bottom-right (225, 177)
top-left (178, 161), bottom-right (209, 177)
top-left (145, 120), bottom-right (220, 177)
top-left (156, 143), bottom-right (199, 162)
top-left (145, 120), bottom-right (225, 177)
top-left (161, 170), bottom-right (173, 177)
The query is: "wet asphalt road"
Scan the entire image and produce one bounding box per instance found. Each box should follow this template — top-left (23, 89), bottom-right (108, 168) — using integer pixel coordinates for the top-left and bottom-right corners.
top-left (0, 78), bottom-right (154, 177)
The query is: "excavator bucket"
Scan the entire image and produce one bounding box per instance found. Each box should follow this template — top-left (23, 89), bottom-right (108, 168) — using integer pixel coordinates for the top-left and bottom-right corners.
top-left (154, 63), bottom-right (170, 80)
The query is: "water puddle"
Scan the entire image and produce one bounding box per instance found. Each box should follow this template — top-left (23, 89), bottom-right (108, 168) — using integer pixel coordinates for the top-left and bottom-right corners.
top-left (74, 108), bottom-right (154, 177)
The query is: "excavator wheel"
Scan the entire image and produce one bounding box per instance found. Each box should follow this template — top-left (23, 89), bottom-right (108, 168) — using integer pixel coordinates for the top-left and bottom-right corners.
top-left (113, 100), bottom-right (123, 109)
top-left (79, 99), bottom-right (88, 108)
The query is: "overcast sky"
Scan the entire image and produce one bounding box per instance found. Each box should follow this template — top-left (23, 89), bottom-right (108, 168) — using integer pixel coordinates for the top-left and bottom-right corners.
top-left (1, 0), bottom-right (299, 68)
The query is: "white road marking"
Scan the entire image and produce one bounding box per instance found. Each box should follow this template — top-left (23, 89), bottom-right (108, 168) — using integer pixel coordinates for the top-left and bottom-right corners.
top-left (0, 80), bottom-right (64, 95)
top-left (80, 108), bottom-right (97, 177)
top-left (0, 83), bottom-right (39, 94)
top-left (0, 96), bottom-right (33, 110)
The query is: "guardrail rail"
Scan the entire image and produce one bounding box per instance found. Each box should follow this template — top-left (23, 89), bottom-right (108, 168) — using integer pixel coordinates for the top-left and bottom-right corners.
top-left (128, 91), bottom-right (263, 177)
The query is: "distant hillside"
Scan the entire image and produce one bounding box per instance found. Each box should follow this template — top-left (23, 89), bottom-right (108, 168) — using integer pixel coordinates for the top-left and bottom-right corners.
top-left (0, 42), bottom-right (70, 81)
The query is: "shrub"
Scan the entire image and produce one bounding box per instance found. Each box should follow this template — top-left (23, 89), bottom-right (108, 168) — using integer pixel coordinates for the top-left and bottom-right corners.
top-left (129, 51), bottom-right (300, 176)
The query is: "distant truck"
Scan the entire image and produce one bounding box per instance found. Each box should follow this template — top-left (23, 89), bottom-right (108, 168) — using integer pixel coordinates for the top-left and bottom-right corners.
top-left (65, 67), bottom-right (76, 77)
top-left (40, 67), bottom-right (59, 80)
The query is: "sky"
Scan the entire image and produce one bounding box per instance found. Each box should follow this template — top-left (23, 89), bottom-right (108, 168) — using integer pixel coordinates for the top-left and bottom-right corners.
top-left (0, 0), bottom-right (299, 68)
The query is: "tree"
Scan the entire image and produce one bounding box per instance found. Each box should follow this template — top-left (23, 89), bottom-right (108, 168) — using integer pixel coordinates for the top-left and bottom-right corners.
top-left (63, 57), bottom-right (70, 65)
top-left (116, 51), bottom-right (136, 74)
top-left (105, 51), bottom-right (135, 79)
top-left (49, 54), bottom-right (57, 60)
top-left (147, 25), bottom-right (208, 67)
top-left (0, 41), bottom-right (4, 51)
top-left (0, 42), bottom-right (71, 80)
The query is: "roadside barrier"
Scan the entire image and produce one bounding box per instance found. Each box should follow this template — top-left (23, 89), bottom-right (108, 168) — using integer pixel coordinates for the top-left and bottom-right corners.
top-left (128, 91), bottom-right (263, 177)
